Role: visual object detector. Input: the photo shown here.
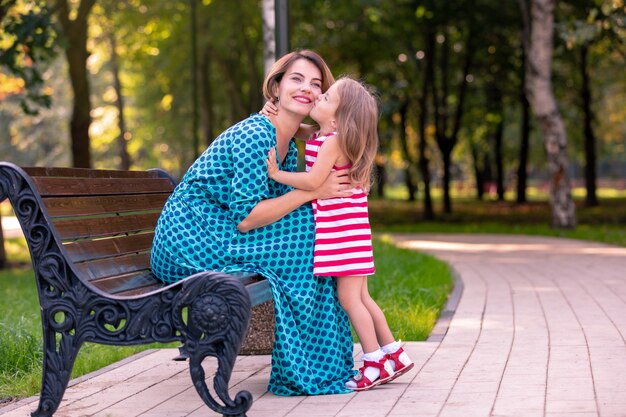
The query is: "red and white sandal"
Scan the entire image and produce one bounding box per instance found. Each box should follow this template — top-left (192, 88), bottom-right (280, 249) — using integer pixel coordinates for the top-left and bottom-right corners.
top-left (346, 358), bottom-right (395, 391)
top-left (384, 347), bottom-right (414, 383)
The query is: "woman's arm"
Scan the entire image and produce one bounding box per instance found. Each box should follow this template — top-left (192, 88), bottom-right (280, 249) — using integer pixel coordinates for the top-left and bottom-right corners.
top-left (266, 136), bottom-right (340, 190)
top-left (237, 189), bottom-right (313, 233)
top-left (237, 169), bottom-right (351, 233)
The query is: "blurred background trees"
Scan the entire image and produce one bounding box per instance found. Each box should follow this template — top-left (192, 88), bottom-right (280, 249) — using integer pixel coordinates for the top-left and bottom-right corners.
top-left (1, 0), bottom-right (625, 222)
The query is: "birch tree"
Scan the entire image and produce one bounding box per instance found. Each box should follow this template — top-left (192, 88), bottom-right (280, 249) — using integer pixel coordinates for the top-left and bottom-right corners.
top-left (519, 0), bottom-right (576, 227)
top-left (262, 0), bottom-right (275, 75)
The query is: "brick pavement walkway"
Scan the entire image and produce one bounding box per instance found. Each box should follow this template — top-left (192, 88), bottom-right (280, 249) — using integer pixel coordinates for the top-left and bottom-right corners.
top-left (1, 234), bottom-right (625, 417)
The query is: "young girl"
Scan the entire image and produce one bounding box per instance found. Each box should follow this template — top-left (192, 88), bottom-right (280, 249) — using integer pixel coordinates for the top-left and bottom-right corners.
top-left (264, 77), bottom-right (414, 391)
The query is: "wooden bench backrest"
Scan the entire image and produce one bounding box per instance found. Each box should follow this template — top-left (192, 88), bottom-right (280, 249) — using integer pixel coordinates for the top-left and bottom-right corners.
top-left (23, 167), bottom-right (175, 297)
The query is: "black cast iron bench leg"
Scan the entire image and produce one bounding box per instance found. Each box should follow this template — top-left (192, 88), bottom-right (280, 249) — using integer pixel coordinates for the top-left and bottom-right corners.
top-left (174, 273), bottom-right (253, 416)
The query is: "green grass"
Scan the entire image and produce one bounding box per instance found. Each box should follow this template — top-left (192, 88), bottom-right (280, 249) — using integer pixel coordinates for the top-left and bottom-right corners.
top-left (369, 237), bottom-right (453, 341)
top-left (0, 238), bottom-right (178, 401)
top-left (0, 235), bottom-right (453, 401)
top-left (369, 197), bottom-right (626, 247)
top-left (381, 183), bottom-right (626, 201)
top-left (0, 264), bottom-right (170, 401)
top-left (0, 318), bottom-right (43, 401)
top-left (0, 267), bottom-right (46, 400)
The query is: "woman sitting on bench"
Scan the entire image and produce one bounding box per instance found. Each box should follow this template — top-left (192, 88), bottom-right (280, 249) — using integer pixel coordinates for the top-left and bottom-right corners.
top-left (151, 50), bottom-right (356, 396)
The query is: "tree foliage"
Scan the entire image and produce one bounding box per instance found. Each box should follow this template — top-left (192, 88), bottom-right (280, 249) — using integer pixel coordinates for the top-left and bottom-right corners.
top-left (1, 0), bottom-right (625, 213)
top-left (0, 0), bottom-right (57, 114)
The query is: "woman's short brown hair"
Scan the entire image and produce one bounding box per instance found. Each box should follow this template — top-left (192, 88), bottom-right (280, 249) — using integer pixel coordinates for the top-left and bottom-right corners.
top-left (263, 50), bottom-right (335, 102)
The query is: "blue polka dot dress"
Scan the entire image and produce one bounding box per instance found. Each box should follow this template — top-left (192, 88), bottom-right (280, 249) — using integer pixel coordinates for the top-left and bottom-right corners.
top-left (151, 113), bottom-right (355, 396)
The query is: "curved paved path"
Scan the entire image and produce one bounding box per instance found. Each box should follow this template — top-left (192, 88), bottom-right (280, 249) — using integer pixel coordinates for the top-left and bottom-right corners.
top-left (389, 234), bottom-right (626, 417)
top-left (2, 234), bottom-right (625, 417)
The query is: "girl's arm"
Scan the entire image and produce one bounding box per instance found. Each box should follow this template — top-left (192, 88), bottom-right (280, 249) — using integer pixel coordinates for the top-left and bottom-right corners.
top-left (266, 136), bottom-right (341, 191)
top-left (237, 169), bottom-right (351, 233)
top-left (260, 101), bottom-right (317, 140)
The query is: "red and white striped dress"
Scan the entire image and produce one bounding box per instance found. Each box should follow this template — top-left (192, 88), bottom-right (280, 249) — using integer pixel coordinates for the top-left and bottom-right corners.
top-left (306, 132), bottom-right (376, 277)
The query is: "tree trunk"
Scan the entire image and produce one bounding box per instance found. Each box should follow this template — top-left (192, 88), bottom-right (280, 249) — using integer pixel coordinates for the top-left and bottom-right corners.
top-left (494, 116), bottom-right (505, 201)
top-left (200, 45), bottom-right (215, 146)
top-left (521, 0), bottom-right (576, 228)
top-left (0, 212), bottom-right (5, 270)
top-left (374, 162), bottom-right (386, 198)
top-left (418, 30), bottom-right (435, 220)
top-left (418, 130), bottom-right (434, 220)
top-left (580, 43), bottom-right (598, 207)
top-left (471, 142), bottom-right (493, 201)
top-left (57, 0), bottom-right (96, 168)
top-left (109, 31), bottom-right (131, 170)
top-left (398, 99), bottom-right (417, 201)
top-left (403, 170), bottom-right (417, 202)
top-left (431, 26), bottom-right (474, 214)
top-left (217, 56), bottom-right (248, 121)
top-left (516, 47), bottom-right (531, 204)
top-left (438, 144), bottom-right (453, 211)
top-left (470, 143), bottom-right (485, 200)
top-left (236, 7), bottom-right (262, 112)
top-left (261, 0), bottom-right (276, 75)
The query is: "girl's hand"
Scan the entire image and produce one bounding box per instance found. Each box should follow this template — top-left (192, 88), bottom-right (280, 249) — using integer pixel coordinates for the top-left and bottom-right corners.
top-left (314, 169), bottom-right (353, 199)
top-left (266, 148), bottom-right (279, 179)
top-left (260, 101), bottom-right (278, 116)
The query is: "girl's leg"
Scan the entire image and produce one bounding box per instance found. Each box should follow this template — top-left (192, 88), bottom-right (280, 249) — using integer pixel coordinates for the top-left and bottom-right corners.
top-left (336, 276), bottom-right (378, 353)
top-left (361, 279), bottom-right (414, 378)
top-left (337, 276), bottom-right (395, 390)
top-left (361, 278), bottom-right (395, 347)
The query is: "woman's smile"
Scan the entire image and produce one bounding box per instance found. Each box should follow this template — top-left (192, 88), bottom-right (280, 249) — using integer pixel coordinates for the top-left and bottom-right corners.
top-left (293, 94), bottom-right (313, 105)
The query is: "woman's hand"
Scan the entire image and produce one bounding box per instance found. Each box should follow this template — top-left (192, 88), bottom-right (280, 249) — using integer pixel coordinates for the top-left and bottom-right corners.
top-left (260, 101), bottom-right (278, 117)
top-left (313, 169), bottom-right (353, 200)
top-left (266, 148), bottom-right (279, 179)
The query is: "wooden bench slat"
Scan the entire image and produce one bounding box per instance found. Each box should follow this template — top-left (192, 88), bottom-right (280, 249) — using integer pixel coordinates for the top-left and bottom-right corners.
top-left (31, 177), bottom-right (174, 197)
top-left (24, 167), bottom-right (162, 179)
top-left (74, 252), bottom-right (152, 281)
top-left (64, 233), bottom-right (155, 263)
top-left (90, 270), bottom-right (162, 295)
top-left (116, 283), bottom-right (165, 297)
top-left (235, 272), bottom-right (265, 286)
top-left (43, 194), bottom-right (170, 217)
top-left (54, 212), bottom-right (161, 240)
top-left (246, 280), bottom-right (272, 307)
top-left (93, 272), bottom-right (267, 298)
top-left (97, 271), bottom-right (269, 300)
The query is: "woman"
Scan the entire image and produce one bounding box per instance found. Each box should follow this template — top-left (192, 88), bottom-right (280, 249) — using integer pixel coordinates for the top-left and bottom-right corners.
top-left (151, 50), bottom-right (355, 395)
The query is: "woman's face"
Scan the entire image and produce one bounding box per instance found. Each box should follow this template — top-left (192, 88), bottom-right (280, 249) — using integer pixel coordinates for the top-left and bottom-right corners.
top-left (275, 59), bottom-right (323, 117)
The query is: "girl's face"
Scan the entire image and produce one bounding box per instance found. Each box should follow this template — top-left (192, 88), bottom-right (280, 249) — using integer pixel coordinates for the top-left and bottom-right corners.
top-left (309, 80), bottom-right (341, 127)
top-left (274, 59), bottom-right (323, 117)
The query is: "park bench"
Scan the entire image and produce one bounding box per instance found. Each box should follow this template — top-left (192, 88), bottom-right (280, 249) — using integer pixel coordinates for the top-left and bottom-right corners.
top-left (0, 162), bottom-right (272, 417)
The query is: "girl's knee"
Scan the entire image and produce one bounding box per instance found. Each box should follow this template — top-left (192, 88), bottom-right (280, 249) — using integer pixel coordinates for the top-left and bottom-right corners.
top-left (360, 290), bottom-right (374, 303)
top-left (337, 276), bottom-right (366, 311)
top-left (361, 292), bottom-right (377, 309)
top-left (338, 291), bottom-right (356, 310)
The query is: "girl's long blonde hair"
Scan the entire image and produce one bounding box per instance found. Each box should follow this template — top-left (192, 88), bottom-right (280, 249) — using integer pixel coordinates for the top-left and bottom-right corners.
top-left (334, 77), bottom-right (379, 189)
